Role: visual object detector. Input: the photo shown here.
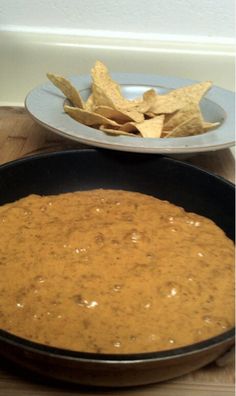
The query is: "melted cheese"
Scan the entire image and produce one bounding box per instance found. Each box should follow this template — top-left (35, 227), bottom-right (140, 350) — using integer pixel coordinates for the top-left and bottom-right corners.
top-left (0, 189), bottom-right (234, 354)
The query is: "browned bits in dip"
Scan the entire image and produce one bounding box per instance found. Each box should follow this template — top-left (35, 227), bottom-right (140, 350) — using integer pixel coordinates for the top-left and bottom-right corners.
top-left (0, 189), bottom-right (234, 354)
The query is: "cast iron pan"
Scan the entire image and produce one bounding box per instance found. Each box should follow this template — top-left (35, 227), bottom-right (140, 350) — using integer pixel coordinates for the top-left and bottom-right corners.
top-left (0, 149), bottom-right (234, 387)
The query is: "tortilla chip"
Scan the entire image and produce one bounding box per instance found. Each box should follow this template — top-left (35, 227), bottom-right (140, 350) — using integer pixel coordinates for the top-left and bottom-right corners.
top-left (91, 61), bottom-right (125, 107)
top-left (162, 110), bottom-right (180, 125)
top-left (145, 112), bottom-right (156, 118)
top-left (91, 61), bottom-right (147, 109)
top-left (92, 61), bottom-right (122, 97)
top-left (150, 81), bottom-right (212, 115)
top-left (149, 96), bottom-right (184, 115)
top-left (122, 89), bottom-right (157, 114)
top-left (94, 105), bottom-right (134, 123)
top-left (92, 83), bottom-right (115, 108)
top-left (164, 103), bottom-right (203, 131)
top-left (135, 115), bottom-right (165, 138)
top-left (84, 94), bottom-right (94, 112)
top-left (114, 107), bottom-right (144, 123)
top-left (127, 100), bottom-right (150, 114)
top-left (64, 105), bottom-right (121, 127)
top-left (91, 61), bottom-right (147, 121)
top-left (143, 88), bottom-right (158, 102)
top-left (165, 80), bottom-right (212, 104)
top-left (92, 83), bottom-right (144, 122)
top-left (160, 130), bottom-right (171, 138)
top-left (118, 122), bottom-right (138, 133)
top-left (122, 115), bottom-right (164, 138)
top-left (142, 89), bottom-right (157, 111)
top-left (203, 121), bottom-right (220, 131)
top-left (99, 125), bottom-right (138, 136)
top-left (166, 115), bottom-right (204, 138)
top-left (47, 73), bottom-right (84, 109)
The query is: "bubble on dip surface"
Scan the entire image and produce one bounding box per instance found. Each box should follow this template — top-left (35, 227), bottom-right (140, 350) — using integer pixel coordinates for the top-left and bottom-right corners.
top-left (0, 189), bottom-right (234, 354)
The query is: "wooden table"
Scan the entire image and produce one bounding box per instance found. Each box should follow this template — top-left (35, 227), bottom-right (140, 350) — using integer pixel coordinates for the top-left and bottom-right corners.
top-left (0, 107), bottom-right (235, 396)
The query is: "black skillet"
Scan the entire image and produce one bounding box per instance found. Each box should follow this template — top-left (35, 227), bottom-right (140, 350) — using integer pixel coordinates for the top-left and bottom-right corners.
top-left (0, 149), bottom-right (234, 387)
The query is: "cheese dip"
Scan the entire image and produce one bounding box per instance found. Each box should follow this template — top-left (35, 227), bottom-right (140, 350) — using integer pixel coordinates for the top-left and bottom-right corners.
top-left (0, 189), bottom-right (234, 354)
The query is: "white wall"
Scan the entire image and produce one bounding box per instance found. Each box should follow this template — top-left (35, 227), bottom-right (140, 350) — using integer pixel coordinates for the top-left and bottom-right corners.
top-left (0, 0), bottom-right (235, 43)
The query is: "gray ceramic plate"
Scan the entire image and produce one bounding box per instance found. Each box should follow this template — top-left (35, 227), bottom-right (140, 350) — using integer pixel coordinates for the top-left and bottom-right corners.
top-left (25, 74), bottom-right (235, 154)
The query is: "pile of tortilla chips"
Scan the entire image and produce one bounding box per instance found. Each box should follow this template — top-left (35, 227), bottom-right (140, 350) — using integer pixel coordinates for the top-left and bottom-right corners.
top-left (47, 61), bottom-right (219, 138)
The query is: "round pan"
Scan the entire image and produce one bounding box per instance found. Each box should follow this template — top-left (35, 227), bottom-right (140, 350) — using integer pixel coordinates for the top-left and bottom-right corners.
top-left (0, 149), bottom-right (234, 387)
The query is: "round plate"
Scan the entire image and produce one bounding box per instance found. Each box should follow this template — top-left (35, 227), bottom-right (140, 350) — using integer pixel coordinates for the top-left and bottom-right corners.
top-left (25, 74), bottom-right (235, 154)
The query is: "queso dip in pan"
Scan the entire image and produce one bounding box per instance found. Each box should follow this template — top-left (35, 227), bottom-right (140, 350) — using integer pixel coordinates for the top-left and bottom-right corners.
top-left (0, 189), bottom-right (234, 354)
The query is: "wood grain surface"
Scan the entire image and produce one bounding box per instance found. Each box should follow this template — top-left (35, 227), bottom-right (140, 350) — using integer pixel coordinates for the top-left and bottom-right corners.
top-left (0, 107), bottom-right (235, 396)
